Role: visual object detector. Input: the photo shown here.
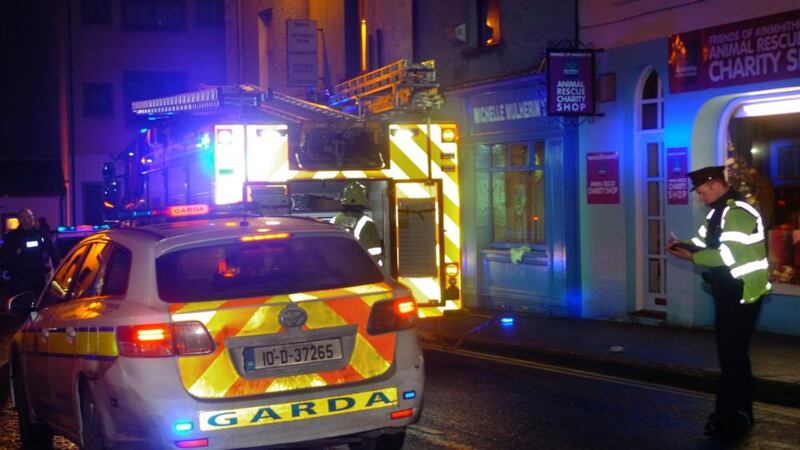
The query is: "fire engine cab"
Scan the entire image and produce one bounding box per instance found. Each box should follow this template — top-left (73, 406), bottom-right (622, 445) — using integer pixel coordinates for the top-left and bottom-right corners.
top-left (108, 60), bottom-right (461, 318)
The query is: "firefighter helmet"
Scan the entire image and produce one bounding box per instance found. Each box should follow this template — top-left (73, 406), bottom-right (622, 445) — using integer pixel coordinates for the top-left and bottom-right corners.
top-left (341, 181), bottom-right (368, 207)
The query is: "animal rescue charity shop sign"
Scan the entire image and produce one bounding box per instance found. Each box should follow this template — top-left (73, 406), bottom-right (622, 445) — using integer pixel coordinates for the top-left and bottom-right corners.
top-left (547, 50), bottom-right (596, 116)
top-left (669, 9), bottom-right (800, 93)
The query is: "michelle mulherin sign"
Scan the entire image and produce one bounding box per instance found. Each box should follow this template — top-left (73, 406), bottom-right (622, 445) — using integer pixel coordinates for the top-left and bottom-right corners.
top-left (587, 152), bottom-right (619, 204)
top-left (669, 9), bottom-right (800, 93)
top-left (547, 50), bottom-right (595, 116)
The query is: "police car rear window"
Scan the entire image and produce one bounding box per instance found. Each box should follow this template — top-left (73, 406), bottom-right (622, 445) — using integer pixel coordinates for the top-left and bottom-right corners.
top-left (156, 235), bottom-right (384, 303)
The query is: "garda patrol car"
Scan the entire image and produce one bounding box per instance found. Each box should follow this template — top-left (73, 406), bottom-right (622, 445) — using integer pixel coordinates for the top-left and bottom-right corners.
top-left (7, 204), bottom-right (423, 449)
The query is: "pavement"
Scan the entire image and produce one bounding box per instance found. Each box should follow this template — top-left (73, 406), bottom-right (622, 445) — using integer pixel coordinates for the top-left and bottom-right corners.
top-left (418, 309), bottom-right (800, 408)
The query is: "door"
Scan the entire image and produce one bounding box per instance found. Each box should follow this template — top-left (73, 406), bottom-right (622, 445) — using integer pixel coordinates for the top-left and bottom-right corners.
top-left (29, 243), bottom-right (90, 418)
top-left (390, 179), bottom-right (445, 305)
top-left (640, 137), bottom-right (668, 311)
top-left (46, 241), bottom-right (108, 430)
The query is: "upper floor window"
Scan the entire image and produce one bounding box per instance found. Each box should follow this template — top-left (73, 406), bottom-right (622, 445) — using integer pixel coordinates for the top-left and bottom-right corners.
top-left (478, 0), bottom-right (501, 46)
top-left (82, 0), bottom-right (112, 24)
top-left (639, 70), bottom-right (663, 130)
top-left (122, 0), bottom-right (186, 31)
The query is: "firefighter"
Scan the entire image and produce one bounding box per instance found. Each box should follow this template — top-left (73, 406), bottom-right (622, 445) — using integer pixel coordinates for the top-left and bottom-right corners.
top-left (667, 166), bottom-right (769, 438)
top-left (330, 181), bottom-right (384, 265)
top-left (1, 208), bottom-right (60, 299)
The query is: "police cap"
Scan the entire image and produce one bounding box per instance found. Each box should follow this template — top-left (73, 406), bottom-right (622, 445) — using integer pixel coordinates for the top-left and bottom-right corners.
top-left (687, 165), bottom-right (726, 191)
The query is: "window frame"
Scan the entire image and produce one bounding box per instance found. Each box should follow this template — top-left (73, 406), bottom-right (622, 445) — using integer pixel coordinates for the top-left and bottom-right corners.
top-left (478, 139), bottom-right (547, 248)
top-left (83, 82), bottom-right (114, 118)
top-left (121, 0), bottom-right (187, 32)
top-left (71, 242), bottom-right (132, 301)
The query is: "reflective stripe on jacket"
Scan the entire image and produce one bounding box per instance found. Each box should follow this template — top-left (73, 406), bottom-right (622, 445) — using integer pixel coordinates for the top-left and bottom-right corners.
top-left (691, 199), bottom-right (770, 303)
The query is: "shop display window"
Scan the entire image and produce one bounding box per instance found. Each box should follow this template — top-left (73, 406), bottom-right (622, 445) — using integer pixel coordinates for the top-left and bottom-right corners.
top-left (476, 140), bottom-right (546, 245)
top-left (728, 111), bottom-right (800, 288)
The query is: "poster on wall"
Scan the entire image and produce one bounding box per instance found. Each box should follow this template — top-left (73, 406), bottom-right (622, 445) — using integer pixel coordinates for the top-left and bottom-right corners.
top-left (668, 9), bottom-right (800, 93)
top-left (287, 20), bottom-right (318, 86)
top-left (667, 147), bottom-right (689, 205)
top-left (587, 152), bottom-right (620, 204)
top-left (547, 50), bottom-right (596, 116)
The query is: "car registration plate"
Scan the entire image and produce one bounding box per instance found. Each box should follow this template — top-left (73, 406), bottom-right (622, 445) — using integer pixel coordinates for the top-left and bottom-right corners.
top-left (243, 338), bottom-right (343, 371)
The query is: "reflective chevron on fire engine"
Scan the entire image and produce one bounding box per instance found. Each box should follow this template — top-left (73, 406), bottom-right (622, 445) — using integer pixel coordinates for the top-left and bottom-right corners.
top-left (251, 123), bottom-right (462, 318)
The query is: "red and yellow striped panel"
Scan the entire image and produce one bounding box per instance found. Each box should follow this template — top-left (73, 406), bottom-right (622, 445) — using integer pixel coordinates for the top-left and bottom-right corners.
top-left (168, 283), bottom-right (396, 399)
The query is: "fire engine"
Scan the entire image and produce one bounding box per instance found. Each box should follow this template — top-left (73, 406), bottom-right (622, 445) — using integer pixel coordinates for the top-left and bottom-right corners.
top-left (107, 60), bottom-right (461, 318)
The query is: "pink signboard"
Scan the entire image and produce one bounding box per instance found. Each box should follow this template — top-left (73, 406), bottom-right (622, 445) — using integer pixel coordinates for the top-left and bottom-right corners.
top-left (667, 147), bottom-right (689, 205)
top-left (669, 9), bottom-right (800, 93)
top-left (547, 50), bottom-right (595, 116)
top-left (587, 152), bottom-right (619, 204)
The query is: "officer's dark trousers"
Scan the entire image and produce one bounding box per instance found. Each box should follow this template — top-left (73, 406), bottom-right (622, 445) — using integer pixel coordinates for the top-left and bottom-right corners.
top-left (712, 280), bottom-right (762, 420)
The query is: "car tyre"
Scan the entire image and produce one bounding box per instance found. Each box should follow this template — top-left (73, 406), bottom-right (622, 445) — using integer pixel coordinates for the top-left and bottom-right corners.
top-left (349, 431), bottom-right (406, 450)
top-left (11, 356), bottom-right (54, 450)
top-left (79, 384), bottom-right (108, 450)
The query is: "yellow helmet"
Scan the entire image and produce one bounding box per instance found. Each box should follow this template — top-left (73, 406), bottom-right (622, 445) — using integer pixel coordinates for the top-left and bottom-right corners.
top-left (341, 181), bottom-right (367, 207)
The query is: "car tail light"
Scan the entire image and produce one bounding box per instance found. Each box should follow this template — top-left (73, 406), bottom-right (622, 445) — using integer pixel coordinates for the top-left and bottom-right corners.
top-left (367, 297), bottom-right (418, 335)
top-left (117, 321), bottom-right (215, 357)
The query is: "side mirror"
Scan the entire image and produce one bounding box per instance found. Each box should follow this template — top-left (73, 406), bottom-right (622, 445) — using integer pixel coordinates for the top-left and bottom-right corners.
top-left (7, 291), bottom-right (37, 316)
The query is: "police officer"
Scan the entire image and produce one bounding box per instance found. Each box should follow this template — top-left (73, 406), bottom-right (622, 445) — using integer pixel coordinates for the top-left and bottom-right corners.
top-left (1, 208), bottom-right (60, 299)
top-left (667, 166), bottom-right (770, 438)
top-left (330, 182), bottom-right (384, 266)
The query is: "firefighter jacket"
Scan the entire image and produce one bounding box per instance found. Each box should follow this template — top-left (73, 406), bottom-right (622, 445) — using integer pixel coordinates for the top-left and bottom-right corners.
top-left (330, 210), bottom-right (383, 264)
top-left (689, 192), bottom-right (770, 303)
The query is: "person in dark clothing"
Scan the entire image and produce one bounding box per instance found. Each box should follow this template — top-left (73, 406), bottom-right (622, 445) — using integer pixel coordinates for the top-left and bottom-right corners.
top-left (668, 166), bottom-right (769, 438)
top-left (1, 208), bottom-right (60, 299)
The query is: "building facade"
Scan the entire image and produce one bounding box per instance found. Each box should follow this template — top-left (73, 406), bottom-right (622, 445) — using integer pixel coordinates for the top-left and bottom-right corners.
top-left (63, 0), bottom-right (227, 225)
top-left (579, 0), bottom-right (800, 334)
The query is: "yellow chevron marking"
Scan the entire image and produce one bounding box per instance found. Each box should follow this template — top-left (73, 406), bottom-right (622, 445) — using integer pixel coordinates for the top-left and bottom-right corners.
top-left (400, 277), bottom-right (441, 303)
top-left (302, 302), bottom-right (349, 329)
top-left (289, 293), bottom-right (318, 302)
top-left (189, 350), bottom-right (239, 397)
top-left (348, 333), bottom-right (392, 378)
top-left (396, 183), bottom-right (434, 199)
top-left (239, 305), bottom-right (282, 335)
top-left (172, 311), bottom-right (217, 324)
top-left (174, 301), bottom-right (227, 314)
top-left (342, 170), bottom-right (368, 178)
top-left (443, 215), bottom-right (460, 246)
top-left (266, 373), bottom-right (328, 393)
top-left (312, 171), bottom-right (340, 179)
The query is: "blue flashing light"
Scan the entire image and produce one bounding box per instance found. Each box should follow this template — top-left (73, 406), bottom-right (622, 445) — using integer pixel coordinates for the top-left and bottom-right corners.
top-left (139, 128), bottom-right (149, 134)
top-left (57, 226), bottom-right (68, 232)
top-left (500, 317), bottom-right (515, 326)
top-left (403, 390), bottom-right (416, 400)
top-left (174, 420), bottom-right (194, 433)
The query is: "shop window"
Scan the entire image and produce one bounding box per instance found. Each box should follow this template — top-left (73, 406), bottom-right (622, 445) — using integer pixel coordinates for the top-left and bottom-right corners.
top-left (639, 71), bottom-right (663, 130)
top-left (122, 0), bottom-right (185, 31)
top-left (477, 140), bottom-right (546, 245)
top-left (728, 110), bottom-right (800, 287)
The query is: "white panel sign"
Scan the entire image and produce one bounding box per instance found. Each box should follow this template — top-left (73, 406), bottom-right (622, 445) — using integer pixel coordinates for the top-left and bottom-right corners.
top-left (287, 20), bottom-right (318, 86)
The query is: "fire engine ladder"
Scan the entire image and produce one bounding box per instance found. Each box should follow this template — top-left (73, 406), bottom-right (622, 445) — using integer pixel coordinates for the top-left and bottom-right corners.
top-left (131, 85), bottom-right (359, 125)
top-left (331, 59), bottom-right (439, 115)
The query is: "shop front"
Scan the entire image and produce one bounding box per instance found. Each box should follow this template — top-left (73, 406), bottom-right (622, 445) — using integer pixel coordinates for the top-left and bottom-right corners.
top-left (583, 9), bottom-right (800, 335)
top-left (444, 74), bottom-right (581, 317)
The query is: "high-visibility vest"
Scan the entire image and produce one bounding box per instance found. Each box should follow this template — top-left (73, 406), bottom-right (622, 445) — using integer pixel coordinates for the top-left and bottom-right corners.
top-left (690, 199), bottom-right (770, 303)
top-left (330, 212), bottom-right (383, 261)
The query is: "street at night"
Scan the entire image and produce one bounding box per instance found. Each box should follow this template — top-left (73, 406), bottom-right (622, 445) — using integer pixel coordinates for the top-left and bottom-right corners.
top-left (2, 323), bottom-right (799, 450)
top-left (3, 1), bottom-right (800, 449)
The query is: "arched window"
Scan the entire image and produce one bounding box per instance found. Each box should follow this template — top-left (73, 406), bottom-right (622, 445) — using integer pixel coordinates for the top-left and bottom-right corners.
top-left (640, 71), bottom-right (663, 130)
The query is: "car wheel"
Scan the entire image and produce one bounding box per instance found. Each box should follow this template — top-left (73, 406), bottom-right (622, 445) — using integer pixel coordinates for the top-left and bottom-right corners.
top-left (349, 431), bottom-right (406, 450)
top-left (11, 356), bottom-right (54, 449)
top-left (79, 384), bottom-right (108, 450)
